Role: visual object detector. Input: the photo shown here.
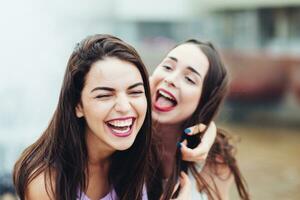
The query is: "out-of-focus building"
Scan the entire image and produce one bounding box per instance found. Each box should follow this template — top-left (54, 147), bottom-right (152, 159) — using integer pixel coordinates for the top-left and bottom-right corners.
top-left (196, 1), bottom-right (300, 52)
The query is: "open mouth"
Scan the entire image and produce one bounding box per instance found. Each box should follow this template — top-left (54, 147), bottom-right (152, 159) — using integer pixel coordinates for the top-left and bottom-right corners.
top-left (154, 88), bottom-right (178, 112)
top-left (105, 117), bottom-right (136, 137)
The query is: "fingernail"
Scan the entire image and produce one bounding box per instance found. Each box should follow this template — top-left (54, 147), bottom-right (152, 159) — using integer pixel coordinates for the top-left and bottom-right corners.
top-left (184, 128), bottom-right (191, 134)
top-left (199, 123), bottom-right (206, 132)
top-left (176, 142), bottom-right (182, 149)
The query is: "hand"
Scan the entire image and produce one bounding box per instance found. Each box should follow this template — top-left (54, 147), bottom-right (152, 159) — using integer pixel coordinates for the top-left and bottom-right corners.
top-left (171, 172), bottom-right (192, 200)
top-left (180, 121), bottom-right (217, 163)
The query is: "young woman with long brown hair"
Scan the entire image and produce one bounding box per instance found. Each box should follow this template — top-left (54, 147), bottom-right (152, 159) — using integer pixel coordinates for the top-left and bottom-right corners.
top-left (148, 39), bottom-right (250, 200)
top-left (13, 34), bottom-right (154, 200)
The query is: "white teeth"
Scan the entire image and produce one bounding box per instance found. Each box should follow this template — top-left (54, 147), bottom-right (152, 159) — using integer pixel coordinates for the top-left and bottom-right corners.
top-left (108, 118), bottom-right (133, 127)
top-left (159, 90), bottom-right (175, 101)
top-left (111, 126), bottom-right (130, 134)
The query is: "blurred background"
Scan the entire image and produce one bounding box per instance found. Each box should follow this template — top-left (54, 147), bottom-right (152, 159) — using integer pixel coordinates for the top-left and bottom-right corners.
top-left (0, 0), bottom-right (299, 199)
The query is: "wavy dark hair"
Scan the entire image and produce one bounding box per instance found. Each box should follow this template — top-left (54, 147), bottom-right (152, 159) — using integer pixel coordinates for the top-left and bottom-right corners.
top-left (13, 34), bottom-right (152, 200)
top-left (149, 39), bottom-right (249, 200)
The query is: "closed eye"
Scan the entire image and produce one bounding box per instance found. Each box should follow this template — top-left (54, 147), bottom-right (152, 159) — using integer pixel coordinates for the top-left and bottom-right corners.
top-left (129, 90), bottom-right (144, 96)
top-left (95, 94), bottom-right (112, 99)
top-left (185, 76), bottom-right (196, 84)
top-left (162, 65), bottom-right (172, 71)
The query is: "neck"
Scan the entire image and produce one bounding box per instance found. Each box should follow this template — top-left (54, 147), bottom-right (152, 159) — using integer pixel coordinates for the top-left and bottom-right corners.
top-left (155, 122), bottom-right (182, 147)
top-left (84, 128), bottom-right (113, 199)
top-left (85, 128), bottom-right (114, 165)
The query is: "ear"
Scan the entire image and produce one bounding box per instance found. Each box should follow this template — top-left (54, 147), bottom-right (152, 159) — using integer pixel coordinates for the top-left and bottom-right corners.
top-left (75, 103), bottom-right (84, 118)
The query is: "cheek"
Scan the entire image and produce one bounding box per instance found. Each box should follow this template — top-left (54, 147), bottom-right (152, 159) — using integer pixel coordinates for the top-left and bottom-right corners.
top-left (84, 101), bottom-right (113, 121)
top-left (133, 96), bottom-right (148, 120)
top-left (181, 87), bottom-right (202, 112)
top-left (151, 69), bottom-right (165, 88)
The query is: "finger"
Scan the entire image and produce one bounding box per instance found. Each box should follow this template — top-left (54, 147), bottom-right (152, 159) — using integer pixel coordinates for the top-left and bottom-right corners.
top-left (180, 140), bottom-right (192, 161)
top-left (184, 123), bottom-right (207, 136)
top-left (180, 171), bottom-right (190, 187)
top-left (182, 139), bottom-right (187, 146)
top-left (176, 172), bottom-right (191, 199)
top-left (180, 142), bottom-right (194, 158)
top-left (186, 142), bottom-right (211, 161)
top-left (171, 179), bottom-right (180, 196)
top-left (200, 121), bottom-right (216, 150)
top-left (181, 143), bottom-right (207, 162)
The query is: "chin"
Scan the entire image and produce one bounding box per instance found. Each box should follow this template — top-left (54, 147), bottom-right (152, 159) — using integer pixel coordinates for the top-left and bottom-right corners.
top-left (152, 112), bottom-right (176, 124)
top-left (112, 138), bottom-right (136, 151)
top-left (152, 111), bottom-right (166, 122)
top-left (114, 143), bottom-right (135, 151)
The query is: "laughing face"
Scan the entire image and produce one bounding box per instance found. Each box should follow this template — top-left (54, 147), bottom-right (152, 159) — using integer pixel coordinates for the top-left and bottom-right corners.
top-left (76, 57), bottom-right (147, 152)
top-left (151, 43), bottom-right (209, 124)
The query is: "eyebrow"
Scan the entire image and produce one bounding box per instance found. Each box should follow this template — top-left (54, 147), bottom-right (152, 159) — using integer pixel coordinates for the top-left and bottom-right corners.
top-left (168, 56), bottom-right (202, 79)
top-left (128, 82), bottom-right (144, 90)
top-left (90, 82), bottom-right (144, 93)
top-left (168, 56), bottom-right (178, 62)
top-left (186, 66), bottom-right (202, 79)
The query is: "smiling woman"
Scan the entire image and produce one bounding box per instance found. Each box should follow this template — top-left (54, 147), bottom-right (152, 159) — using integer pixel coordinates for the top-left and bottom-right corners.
top-left (75, 57), bottom-right (147, 151)
top-left (148, 39), bottom-right (250, 200)
top-left (13, 34), bottom-right (152, 200)
top-left (151, 43), bottom-right (209, 124)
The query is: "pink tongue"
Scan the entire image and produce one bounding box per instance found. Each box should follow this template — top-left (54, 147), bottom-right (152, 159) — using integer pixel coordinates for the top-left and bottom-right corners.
top-left (156, 96), bottom-right (175, 107)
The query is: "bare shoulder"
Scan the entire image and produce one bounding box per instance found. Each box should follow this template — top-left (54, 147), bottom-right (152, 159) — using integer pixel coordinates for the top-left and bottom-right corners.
top-left (25, 169), bottom-right (56, 200)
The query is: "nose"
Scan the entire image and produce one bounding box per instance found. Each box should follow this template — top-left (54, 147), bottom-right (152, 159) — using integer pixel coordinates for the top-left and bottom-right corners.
top-left (164, 72), bottom-right (179, 88)
top-left (114, 94), bottom-right (131, 114)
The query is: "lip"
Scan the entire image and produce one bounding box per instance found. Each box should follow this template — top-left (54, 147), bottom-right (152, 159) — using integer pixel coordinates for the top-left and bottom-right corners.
top-left (154, 88), bottom-right (178, 112)
top-left (105, 117), bottom-right (136, 138)
top-left (106, 116), bottom-right (136, 122)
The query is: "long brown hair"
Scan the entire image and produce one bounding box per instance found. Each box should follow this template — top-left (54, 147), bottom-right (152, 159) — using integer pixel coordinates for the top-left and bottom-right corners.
top-left (157, 39), bottom-right (249, 200)
top-left (13, 34), bottom-right (152, 200)
top-left (203, 130), bottom-right (250, 200)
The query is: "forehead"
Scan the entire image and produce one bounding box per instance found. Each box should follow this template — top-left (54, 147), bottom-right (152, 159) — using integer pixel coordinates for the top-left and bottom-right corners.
top-left (85, 57), bottom-right (143, 87)
top-left (167, 43), bottom-right (209, 73)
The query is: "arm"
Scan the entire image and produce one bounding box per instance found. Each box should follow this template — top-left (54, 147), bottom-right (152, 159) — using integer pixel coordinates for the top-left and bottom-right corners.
top-left (25, 171), bottom-right (55, 200)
